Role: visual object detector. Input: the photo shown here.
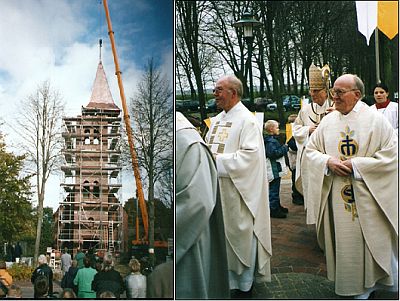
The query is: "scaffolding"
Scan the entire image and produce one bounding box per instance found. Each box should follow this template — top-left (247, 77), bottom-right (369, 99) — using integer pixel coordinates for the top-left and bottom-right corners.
top-left (56, 106), bottom-right (123, 255)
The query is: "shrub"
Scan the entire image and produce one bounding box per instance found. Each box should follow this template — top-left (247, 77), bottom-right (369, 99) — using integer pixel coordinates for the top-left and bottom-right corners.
top-left (8, 264), bottom-right (34, 281)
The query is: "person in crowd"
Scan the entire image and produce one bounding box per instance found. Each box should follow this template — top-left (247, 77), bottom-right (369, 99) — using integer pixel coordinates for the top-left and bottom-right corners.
top-left (6, 284), bottom-right (22, 298)
top-left (146, 260), bottom-right (173, 298)
top-left (293, 63), bottom-right (334, 198)
top-left (59, 288), bottom-right (76, 299)
top-left (99, 291), bottom-right (116, 298)
top-left (33, 275), bottom-right (49, 299)
top-left (286, 114), bottom-right (304, 205)
top-left (125, 258), bottom-right (146, 298)
top-left (60, 247), bottom-right (72, 276)
top-left (86, 247), bottom-right (97, 269)
top-left (61, 259), bottom-right (78, 295)
top-left (95, 262), bottom-right (102, 273)
top-left (176, 112), bottom-right (229, 299)
top-left (31, 254), bottom-right (53, 298)
top-left (92, 254), bottom-right (124, 298)
top-left (264, 120), bottom-right (289, 218)
top-left (0, 260), bottom-right (12, 298)
top-left (302, 74), bottom-right (398, 298)
top-left (371, 82), bottom-right (398, 135)
top-left (14, 242), bottom-right (22, 263)
top-left (73, 256), bottom-right (97, 298)
top-left (0, 261), bottom-right (12, 287)
top-left (205, 75), bottom-right (271, 298)
top-left (74, 247), bottom-right (85, 269)
top-left (6, 244), bottom-right (14, 263)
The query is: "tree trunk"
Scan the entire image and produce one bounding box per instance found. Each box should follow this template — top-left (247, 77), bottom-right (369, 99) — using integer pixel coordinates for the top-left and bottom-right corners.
top-left (34, 189), bottom-right (45, 265)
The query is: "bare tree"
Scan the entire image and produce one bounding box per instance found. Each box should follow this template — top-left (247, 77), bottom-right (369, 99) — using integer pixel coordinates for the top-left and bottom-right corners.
top-left (15, 80), bottom-right (64, 263)
top-left (176, 1), bottom-right (210, 122)
top-left (129, 58), bottom-right (173, 265)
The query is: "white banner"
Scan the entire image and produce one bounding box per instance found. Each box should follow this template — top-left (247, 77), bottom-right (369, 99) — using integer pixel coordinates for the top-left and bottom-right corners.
top-left (356, 1), bottom-right (377, 45)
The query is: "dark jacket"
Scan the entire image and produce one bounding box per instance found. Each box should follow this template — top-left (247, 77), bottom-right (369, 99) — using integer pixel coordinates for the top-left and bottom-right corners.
top-left (264, 135), bottom-right (288, 179)
top-left (92, 269), bottom-right (125, 298)
top-left (287, 136), bottom-right (298, 152)
top-left (31, 263), bottom-right (53, 298)
top-left (61, 266), bottom-right (78, 294)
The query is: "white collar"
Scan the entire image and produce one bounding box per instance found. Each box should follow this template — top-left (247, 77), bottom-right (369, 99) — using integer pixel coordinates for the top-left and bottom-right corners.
top-left (352, 100), bottom-right (363, 112)
top-left (222, 101), bottom-right (243, 116)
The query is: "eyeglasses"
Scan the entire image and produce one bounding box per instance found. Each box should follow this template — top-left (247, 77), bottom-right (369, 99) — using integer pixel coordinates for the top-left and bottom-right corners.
top-left (309, 89), bottom-right (324, 94)
top-left (330, 88), bottom-right (359, 97)
top-left (213, 87), bottom-right (232, 94)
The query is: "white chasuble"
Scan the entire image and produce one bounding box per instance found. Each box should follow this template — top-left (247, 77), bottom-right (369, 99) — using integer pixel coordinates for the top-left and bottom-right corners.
top-left (303, 102), bottom-right (398, 296)
top-left (292, 100), bottom-right (331, 200)
top-left (176, 112), bottom-right (230, 298)
top-left (371, 101), bottom-right (398, 136)
top-left (205, 102), bottom-right (272, 287)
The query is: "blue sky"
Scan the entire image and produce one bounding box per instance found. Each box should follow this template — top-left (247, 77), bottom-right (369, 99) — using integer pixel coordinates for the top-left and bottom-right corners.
top-left (0, 0), bottom-right (173, 209)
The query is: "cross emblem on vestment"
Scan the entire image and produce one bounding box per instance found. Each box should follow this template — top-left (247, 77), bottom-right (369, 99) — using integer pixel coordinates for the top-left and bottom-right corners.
top-left (218, 128), bottom-right (229, 142)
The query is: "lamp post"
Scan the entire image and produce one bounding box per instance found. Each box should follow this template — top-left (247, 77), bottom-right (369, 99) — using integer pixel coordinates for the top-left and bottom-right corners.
top-left (233, 11), bottom-right (262, 108)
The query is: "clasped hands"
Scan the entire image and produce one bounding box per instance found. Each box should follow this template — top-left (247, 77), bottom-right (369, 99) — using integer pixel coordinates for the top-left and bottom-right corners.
top-left (327, 157), bottom-right (352, 176)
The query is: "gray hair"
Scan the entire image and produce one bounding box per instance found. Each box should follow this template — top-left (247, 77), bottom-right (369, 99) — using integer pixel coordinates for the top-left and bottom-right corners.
top-left (38, 254), bottom-right (47, 265)
top-left (352, 75), bottom-right (365, 98)
top-left (102, 253), bottom-right (114, 272)
top-left (222, 75), bottom-right (243, 99)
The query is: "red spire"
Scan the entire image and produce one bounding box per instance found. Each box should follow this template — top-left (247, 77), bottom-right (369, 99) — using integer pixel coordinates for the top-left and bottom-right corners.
top-left (86, 62), bottom-right (119, 110)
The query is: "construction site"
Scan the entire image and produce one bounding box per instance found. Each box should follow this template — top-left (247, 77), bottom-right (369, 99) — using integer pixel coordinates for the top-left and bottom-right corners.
top-left (54, 61), bottom-right (124, 256)
top-left (51, 0), bottom-right (172, 263)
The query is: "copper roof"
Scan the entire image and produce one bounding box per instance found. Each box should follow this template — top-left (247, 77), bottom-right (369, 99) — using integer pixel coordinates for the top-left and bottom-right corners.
top-left (86, 62), bottom-right (120, 110)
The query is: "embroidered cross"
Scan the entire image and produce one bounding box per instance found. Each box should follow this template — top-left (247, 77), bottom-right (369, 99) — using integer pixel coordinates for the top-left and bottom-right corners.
top-left (340, 135), bottom-right (357, 156)
top-left (338, 125), bottom-right (358, 159)
top-left (218, 128), bottom-right (229, 142)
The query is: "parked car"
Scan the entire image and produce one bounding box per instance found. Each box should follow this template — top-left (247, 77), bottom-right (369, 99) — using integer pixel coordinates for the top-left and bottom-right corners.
top-left (241, 98), bottom-right (254, 110)
top-left (176, 99), bottom-right (199, 112)
top-left (266, 102), bottom-right (277, 111)
top-left (282, 95), bottom-right (301, 111)
top-left (254, 97), bottom-right (273, 111)
top-left (206, 98), bottom-right (217, 112)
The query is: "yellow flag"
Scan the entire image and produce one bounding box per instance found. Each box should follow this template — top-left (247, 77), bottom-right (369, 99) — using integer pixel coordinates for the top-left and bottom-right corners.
top-left (204, 117), bottom-right (211, 129)
top-left (286, 123), bottom-right (292, 143)
top-left (378, 1), bottom-right (398, 39)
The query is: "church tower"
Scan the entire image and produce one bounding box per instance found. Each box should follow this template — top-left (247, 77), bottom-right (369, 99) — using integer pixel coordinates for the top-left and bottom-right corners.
top-left (57, 61), bottom-right (123, 256)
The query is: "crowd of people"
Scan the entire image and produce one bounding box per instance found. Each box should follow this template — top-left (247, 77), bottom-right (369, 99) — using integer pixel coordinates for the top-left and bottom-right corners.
top-left (176, 68), bottom-right (398, 299)
top-left (0, 246), bottom-right (172, 299)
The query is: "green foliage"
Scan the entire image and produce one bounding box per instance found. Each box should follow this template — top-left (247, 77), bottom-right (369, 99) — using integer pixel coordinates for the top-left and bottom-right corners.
top-left (8, 264), bottom-right (34, 281)
top-left (39, 207), bottom-right (55, 253)
top-left (0, 138), bottom-right (34, 243)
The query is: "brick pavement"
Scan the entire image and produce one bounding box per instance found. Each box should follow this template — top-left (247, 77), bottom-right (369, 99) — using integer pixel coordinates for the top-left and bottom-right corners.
top-left (251, 176), bottom-right (397, 300)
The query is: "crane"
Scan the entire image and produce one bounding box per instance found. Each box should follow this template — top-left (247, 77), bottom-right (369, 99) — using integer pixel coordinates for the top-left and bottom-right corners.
top-left (102, 0), bottom-right (150, 249)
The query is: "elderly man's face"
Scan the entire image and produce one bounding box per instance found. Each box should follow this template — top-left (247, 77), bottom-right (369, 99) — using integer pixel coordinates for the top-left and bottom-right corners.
top-left (332, 75), bottom-right (360, 114)
top-left (309, 88), bottom-right (328, 106)
top-left (213, 78), bottom-right (237, 112)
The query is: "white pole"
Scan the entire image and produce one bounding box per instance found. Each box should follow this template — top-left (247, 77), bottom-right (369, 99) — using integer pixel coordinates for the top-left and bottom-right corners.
top-left (375, 27), bottom-right (381, 84)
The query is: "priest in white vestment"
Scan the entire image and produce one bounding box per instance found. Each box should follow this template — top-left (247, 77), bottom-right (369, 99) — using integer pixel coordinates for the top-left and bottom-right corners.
top-left (302, 74), bottom-right (398, 298)
top-left (205, 75), bottom-right (271, 298)
top-left (370, 82), bottom-right (398, 135)
top-left (293, 63), bottom-right (334, 203)
top-left (176, 112), bottom-right (230, 299)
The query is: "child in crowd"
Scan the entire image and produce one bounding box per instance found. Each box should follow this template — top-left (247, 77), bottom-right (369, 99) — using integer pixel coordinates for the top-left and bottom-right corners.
top-left (286, 114), bottom-right (304, 205)
top-left (264, 120), bottom-right (289, 218)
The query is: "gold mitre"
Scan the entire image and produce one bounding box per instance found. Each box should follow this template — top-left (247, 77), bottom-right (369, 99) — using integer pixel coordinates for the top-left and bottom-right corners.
top-left (309, 63), bottom-right (330, 90)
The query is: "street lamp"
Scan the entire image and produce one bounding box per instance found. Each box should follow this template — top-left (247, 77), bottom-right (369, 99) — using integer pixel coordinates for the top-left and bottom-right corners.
top-left (233, 11), bottom-right (262, 108)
